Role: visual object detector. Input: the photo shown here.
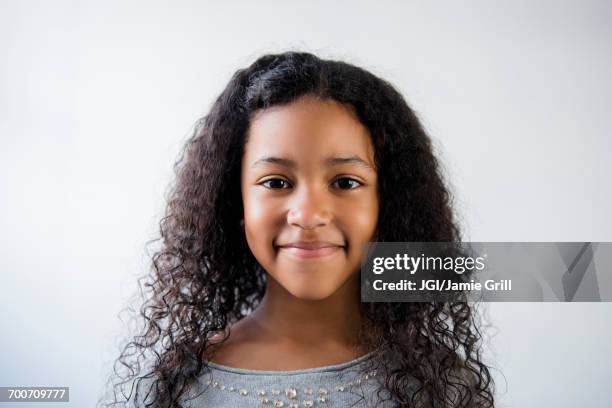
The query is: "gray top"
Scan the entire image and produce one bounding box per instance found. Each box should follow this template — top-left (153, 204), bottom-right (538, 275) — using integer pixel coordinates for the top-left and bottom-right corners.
top-left (177, 350), bottom-right (400, 407)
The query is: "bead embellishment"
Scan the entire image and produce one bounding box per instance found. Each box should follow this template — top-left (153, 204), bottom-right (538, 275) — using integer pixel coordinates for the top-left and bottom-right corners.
top-left (205, 369), bottom-right (378, 406)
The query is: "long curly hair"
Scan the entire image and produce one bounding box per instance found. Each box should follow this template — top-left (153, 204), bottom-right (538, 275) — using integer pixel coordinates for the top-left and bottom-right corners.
top-left (101, 51), bottom-right (495, 408)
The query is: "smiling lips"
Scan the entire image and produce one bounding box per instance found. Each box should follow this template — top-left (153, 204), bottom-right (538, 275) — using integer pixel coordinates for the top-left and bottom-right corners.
top-left (277, 241), bottom-right (344, 258)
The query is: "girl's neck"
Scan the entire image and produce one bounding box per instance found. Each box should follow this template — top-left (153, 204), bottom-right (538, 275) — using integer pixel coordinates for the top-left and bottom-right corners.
top-left (249, 274), bottom-right (363, 350)
top-left (205, 274), bottom-right (368, 370)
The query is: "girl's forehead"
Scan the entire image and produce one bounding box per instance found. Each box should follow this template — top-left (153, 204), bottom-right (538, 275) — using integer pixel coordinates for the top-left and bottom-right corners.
top-left (249, 97), bottom-right (361, 132)
top-left (244, 97), bottom-right (375, 165)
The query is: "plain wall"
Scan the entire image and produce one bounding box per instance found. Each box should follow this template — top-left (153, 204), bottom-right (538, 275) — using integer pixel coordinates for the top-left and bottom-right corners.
top-left (1, 1), bottom-right (611, 407)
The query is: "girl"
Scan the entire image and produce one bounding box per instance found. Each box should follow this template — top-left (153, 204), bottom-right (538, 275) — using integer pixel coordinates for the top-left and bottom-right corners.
top-left (104, 52), bottom-right (495, 408)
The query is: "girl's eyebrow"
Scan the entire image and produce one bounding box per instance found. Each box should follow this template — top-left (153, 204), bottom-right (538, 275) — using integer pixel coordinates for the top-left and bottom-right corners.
top-left (252, 155), bottom-right (374, 170)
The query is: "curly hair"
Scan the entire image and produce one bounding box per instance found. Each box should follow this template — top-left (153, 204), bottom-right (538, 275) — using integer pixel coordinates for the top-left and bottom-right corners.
top-left (101, 51), bottom-right (495, 408)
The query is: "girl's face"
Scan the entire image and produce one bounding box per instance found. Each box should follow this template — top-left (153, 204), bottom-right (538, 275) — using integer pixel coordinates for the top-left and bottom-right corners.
top-left (241, 96), bottom-right (379, 301)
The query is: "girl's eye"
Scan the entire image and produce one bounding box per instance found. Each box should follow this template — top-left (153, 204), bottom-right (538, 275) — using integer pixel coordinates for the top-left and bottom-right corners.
top-left (260, 178), bottom-right (291, 189)
top-left (332, 177), bottom-right (362, 190)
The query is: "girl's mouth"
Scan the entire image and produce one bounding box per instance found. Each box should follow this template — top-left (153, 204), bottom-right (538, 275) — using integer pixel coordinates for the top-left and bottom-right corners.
top-left (276, 241), bottom-right (345, 259)
top-left (278, 246), bottom-right (342, 258)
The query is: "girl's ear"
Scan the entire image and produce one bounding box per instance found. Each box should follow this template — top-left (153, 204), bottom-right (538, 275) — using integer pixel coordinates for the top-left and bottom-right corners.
top-left (240, 218), bottom-right (245, 228)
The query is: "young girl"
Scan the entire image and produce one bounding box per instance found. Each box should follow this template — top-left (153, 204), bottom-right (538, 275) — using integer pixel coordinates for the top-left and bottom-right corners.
top-left (104, 52), bottom-right (495, 408)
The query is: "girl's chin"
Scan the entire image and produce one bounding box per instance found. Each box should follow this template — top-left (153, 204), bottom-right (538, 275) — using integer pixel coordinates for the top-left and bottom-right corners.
top-left (285, 286), bottom-right (340, 301)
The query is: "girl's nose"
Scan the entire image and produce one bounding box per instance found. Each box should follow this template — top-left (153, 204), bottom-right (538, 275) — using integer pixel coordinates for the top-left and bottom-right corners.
top-left (286, 186), bottom-right (332, 230)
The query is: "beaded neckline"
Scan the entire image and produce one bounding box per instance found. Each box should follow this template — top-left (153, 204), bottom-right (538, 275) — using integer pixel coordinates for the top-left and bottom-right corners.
top-left (205, 349), bottom-right (377, 376)
top-left (202, 351), bottom-right (380, 407)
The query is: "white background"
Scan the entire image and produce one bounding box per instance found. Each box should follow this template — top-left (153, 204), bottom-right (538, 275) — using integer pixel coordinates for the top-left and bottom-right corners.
top-left (1, 1), bottom-right (611, 407)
